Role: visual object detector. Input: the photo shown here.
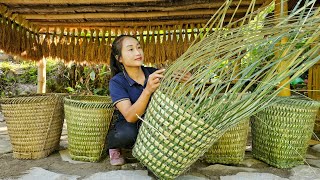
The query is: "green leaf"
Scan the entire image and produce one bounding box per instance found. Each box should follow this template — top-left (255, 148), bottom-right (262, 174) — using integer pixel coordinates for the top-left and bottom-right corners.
top-left (90, 71), bottom-right (96, 81)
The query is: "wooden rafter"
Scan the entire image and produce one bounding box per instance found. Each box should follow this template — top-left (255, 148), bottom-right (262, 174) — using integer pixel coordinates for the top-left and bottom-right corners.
top-left (22, 9), bottom-right (248, 20)
top-left (35, 18), bottom-right (240, 29)
top-left (1, 0), bottom-right (163, 4)
top-left (9, 1), bottom-right (263, 13)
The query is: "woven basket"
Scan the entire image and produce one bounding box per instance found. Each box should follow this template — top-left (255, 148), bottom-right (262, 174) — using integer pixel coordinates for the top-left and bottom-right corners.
top-left (314, 111), bottom-right (320, 138)
top-left (64, 95), bottom-right (114, 162)
top-left (133, 91), bottom-right (221, 179)
top-left (251, 97), bottom-right (320, 168)
top-left (203, 119), bottom-right (249, 164)
top-left (0, 94), bottom-right (64, 159)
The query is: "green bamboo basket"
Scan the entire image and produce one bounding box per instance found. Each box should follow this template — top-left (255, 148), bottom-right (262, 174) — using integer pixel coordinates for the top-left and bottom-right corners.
top-left (0, 94), bottom-right (64, 159)
top-left (203, 119), bottom-right (249, 164)
top-left (133, 91), bottom-right (222, 179)
top-left (251, 97), bottom-right (320, 168)
top-left (64, 95), bottom-right (114, 162)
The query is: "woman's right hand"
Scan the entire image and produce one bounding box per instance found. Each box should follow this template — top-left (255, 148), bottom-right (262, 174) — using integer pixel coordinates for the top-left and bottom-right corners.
top-left (145, 69), bottom-right (165, 94)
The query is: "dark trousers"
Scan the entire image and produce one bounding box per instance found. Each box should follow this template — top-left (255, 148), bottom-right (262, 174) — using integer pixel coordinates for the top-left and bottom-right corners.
top-left (107, 118), bottom-right (141, 149)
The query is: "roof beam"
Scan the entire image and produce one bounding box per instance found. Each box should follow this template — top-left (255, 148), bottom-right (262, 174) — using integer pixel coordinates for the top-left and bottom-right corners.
top-left (34, 17), bottom-right (241, 29)
top-left (9, 1), bottom-right (263, 13)
top-left (22, 9), bottom-right (248, 20)
top-left (34, 19), bottom-right (212, 28)
top-left (1, 0), bottom-right (163, 4)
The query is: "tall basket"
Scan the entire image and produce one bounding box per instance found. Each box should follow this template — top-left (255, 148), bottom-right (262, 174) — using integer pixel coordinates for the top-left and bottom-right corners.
top-left (251, 97), bottom-right (320, 168)
top-left (64, 95), bottom-right (114, 162)
top-left (133, 91), bottom-right (223, 179)
top-left (0, 94), bottom-right (65, 159)
top-left (203, 119), bottom-right (249, 164)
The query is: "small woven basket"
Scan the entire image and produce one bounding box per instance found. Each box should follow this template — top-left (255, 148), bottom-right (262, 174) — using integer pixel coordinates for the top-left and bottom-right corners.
top-left (0, 94), bottom-right (65, 159)
top-left (203, 119), bottom-right (249, 164)
top-left (64, 95), bottom-right (114, 162)
top-left (133, 91), bottom-right (220, 179)
top-left (251, 97), bottom-right (320, 168)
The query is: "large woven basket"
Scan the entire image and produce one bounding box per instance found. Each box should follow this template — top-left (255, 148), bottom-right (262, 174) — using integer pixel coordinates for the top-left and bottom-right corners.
top-left (251, 97), bottom-right (320, 168)
top-left (64, 95), bottom-right (114, 162)
top-left (203, 119), bottom-right (249, 164)
top-left (133, 91), bottom-right (221, 179)
top-left (314, 111), bottom-right (320, 138)
top-left (0, 94), bottom-right (64, 159)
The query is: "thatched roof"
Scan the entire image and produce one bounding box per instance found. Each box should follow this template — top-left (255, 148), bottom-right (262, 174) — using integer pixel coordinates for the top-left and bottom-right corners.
top-left (1, 0), bottom-right (271, 32)
top-left (3, 0), bottom-right (316, 64)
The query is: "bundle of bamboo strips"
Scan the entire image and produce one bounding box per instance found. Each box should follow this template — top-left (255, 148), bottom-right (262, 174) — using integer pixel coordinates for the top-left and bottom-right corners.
top-left (132, 0), bottom-right (320, 178)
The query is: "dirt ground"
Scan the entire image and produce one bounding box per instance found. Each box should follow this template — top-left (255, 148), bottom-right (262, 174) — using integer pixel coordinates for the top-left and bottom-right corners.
top-left (0, 115), bottom-right (320, 179)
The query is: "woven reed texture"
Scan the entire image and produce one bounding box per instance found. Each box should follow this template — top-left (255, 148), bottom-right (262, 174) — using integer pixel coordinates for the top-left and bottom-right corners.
top-left (251, 98), bottom-right (320, 168)
top-left (133, 91), bottom-right (221, 179)
top-left (203, 119), bottom-right (249, 164)
top-left (64, 95), bottom-right (114, 162)
top-left (0, 94), bottom-right (64, 159)
top-left (315, 111), bottom-right (320, 138)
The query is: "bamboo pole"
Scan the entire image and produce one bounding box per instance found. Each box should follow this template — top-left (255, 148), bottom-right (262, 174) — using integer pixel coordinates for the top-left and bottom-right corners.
top-left (4, 0), bottom-right (163, 4)
top-left (22, 9), bottom-right (247, 20)
top-left (308, 38), bottom-right (320, 100)
top-left (275, 0), bottom-right (290, 96)
top-left (35, 18), bottom-right (239, 30)
top-left (37, 58), bottom-right (46, 93)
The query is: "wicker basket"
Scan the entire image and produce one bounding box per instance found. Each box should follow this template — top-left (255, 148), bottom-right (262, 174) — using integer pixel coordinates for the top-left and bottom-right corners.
top-left (314, 111), bottom-right (320, 138)
top-left (0, 94), bottom-right (65, 159)
top-left (203, 119), bottom-right (249, 164)
top-left (251, 97), bottom-right (320, 168)
top-left (133, 91), bottom-right (221, 179)
top-left (64, 95), bottom-right (114, 162)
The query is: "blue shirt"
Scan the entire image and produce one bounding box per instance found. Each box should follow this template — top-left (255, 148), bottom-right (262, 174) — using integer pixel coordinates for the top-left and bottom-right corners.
top-left (109, 66), bottom-right (157, 122)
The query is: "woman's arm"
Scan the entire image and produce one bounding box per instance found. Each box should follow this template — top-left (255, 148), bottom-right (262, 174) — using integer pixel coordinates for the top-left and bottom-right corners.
top-left (115, 69), bottom-right (165, 123)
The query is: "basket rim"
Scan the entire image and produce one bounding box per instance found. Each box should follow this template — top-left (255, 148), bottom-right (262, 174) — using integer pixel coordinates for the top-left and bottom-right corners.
top-left (274, 96), bottom-right (320, 108)
top-left (0, 93), bottom-right (65, 104)
top-left (64, 95), bottom-right (113, 108)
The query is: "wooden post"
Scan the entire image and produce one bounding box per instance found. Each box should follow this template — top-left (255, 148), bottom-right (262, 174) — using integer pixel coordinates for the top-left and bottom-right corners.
top-left (275, 0), bottom-right (290, 96)
top-left (37, 58), bottom-right (46, 93)
top-left (308, 37), bottom-right (320, 100)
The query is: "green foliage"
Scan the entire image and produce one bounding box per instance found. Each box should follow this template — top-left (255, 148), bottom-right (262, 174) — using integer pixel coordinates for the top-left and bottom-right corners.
top-left (0, 57), bottom-right (112, 97)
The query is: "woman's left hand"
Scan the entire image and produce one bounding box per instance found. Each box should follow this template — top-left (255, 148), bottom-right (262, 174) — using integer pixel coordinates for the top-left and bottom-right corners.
top-left (173, 69), bottom-right (192, 83)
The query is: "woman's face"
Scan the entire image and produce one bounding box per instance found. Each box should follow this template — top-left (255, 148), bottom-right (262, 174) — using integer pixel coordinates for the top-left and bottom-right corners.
top-left (119, 37), bottom-right (144, 68)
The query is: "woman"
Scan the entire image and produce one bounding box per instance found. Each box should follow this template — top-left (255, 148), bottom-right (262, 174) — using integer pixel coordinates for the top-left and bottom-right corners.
top-left (108, 35), bottom-right (190, 166)
top-left (107, 35), bottom-right (165, 166)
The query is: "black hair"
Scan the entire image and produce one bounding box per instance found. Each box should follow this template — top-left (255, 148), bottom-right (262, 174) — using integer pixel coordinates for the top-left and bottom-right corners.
top-left (110, 34), bottom-right (139, 77)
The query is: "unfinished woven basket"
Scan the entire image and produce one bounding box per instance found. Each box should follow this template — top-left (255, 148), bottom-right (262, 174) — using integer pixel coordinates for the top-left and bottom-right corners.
top-left (251, 97), bottom-right (320, 168)
top-left (64, 95), bottom-right (114, 162)
top-left (133, 91), bottom-right (221, 179)
top-left (203, 119), bottom-right (249, 164)
top-left (0, 94), bottom-right (64, 159)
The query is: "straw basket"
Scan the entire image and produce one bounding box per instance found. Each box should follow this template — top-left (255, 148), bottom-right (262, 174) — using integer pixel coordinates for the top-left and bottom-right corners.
top-left (0, 94), bottom-right (64, 159)
top-left (133, 91), bottom-right (221, 179)
top-left (203, 119), bottom-right (249, 164)
top-left (251, 97), bottom-right (320, 168)
top-left (64, 95), bottom-right (114, 162)
top-left (314, 111), bottom-right (320, 138)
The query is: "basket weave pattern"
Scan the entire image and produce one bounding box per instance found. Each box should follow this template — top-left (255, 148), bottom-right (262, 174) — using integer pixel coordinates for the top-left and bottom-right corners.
top-left (0, 94), bottom-right (64, 159)
top-left (203, 119), bottom-right (249, 164)
top-left (252, 98), bottom-right (320, 168)
top-left (64, 95), bottom-right (114, 162)
top-left (133, 91), bottom-right (219, 179)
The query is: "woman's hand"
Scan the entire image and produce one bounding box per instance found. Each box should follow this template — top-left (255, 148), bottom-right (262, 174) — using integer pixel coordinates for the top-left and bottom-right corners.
top-left (145, 69), bottom-right (165, 94)
top-left (173, 69), bottom-right (192, 83)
